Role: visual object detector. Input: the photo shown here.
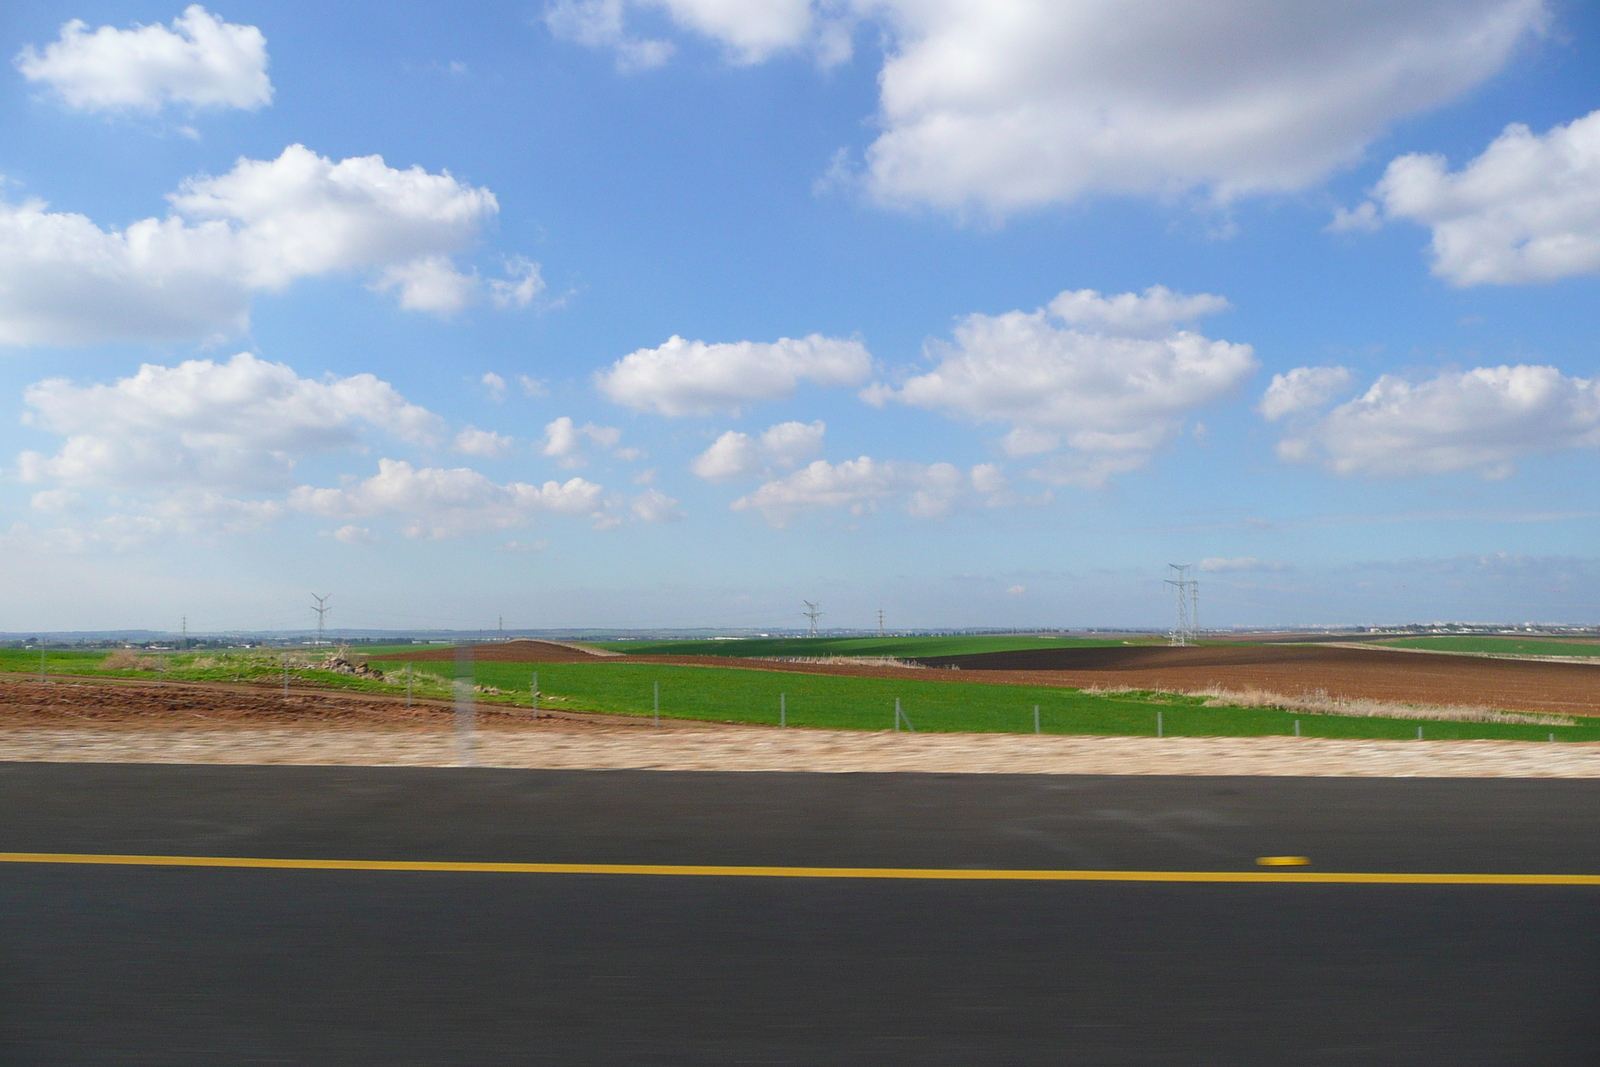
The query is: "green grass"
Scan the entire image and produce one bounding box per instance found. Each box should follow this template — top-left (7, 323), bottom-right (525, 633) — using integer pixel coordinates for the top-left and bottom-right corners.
top-left (1373, 636), bottom-right (1600, 658)
top-left (590, 634), bottom-right (1144, 659)
top-left (369, 657), bottom-right (1600, 743)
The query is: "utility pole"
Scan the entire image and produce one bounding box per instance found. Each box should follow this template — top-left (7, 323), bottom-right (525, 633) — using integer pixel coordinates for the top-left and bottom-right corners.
top-left (803, 600), bottom-right (822, 638)
top-left (498, 615), bottom-right (504, 642)
top-left (1165, 564), bottom-right (1198, 647)
top-left (878, 609), bottom-right (885, 637)
top-left (311, 593), bottom-right (330, 646)
top-left (181, 616), bottom-right (187, 650)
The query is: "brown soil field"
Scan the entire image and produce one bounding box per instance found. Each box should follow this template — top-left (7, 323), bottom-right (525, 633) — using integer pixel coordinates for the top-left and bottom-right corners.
top-left (910, 645), bottom-right (1600, 716)
top-left (372, 639), bottom-right (1600, 717)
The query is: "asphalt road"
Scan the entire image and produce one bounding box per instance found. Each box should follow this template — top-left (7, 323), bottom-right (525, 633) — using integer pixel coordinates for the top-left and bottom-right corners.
top-left (2, 764), bottom-right (1598, 1065)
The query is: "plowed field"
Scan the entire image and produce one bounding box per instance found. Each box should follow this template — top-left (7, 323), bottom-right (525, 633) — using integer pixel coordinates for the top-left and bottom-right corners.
top-left (911, 645), bottom-right (1600, 716)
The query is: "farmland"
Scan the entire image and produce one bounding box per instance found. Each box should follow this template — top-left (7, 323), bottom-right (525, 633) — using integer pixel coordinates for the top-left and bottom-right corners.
top-left (590, 634), bottom-right (1143, 658)
top-left (4, 638), bottom-right (1600, 744)
top-left (1369, 636), bottom-right (1600, 658)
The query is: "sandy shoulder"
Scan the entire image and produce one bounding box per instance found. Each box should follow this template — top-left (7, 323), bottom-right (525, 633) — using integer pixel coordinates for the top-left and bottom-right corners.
top-left (3, 722), bottom-right (1599, 777)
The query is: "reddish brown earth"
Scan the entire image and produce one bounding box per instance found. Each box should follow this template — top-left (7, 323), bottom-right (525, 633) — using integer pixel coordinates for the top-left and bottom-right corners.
top-left (0, 676), bottom-right (637, 730)
top-left (376, 639), bottom-right (1600, 718)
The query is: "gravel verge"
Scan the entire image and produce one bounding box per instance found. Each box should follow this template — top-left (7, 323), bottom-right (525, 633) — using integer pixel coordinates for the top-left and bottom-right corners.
top-left (4, 723), bottom-right (1600, 777)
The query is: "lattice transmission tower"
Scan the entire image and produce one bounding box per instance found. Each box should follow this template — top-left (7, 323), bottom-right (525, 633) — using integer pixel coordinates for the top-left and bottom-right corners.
top-left (802, 601), bottom-right (822, 638)
top-left (1165, 565), bottom-right (1198, 647)
top-left (311, 593), bottom-right (331, 646)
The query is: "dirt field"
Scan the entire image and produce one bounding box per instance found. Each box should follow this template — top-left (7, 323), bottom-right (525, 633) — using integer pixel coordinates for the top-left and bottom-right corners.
top-left (3, 675), bottom-right (1599, 776)
top-left (380, 640), bottom-right (1600, 718)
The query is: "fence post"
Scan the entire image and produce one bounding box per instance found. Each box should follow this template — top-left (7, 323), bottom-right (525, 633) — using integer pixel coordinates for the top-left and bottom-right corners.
top-left (1034, 705), bottom-right (1040, 735)
top-left (654, 681), bottom-right (660, 727)
top-left (531, 671), bottom-right (538, 718)
top-left (38, 648), bottom-right (45, 684)
top-left (454, 643), bottom-right (476, 767)
top-left (1294, 719), bottom-right (1300, 737)
top-left (895, 697), bottom-right (901, 732)
top-left (780, 693), bottom-right (786, 727)
top-left (406, 663), bottom-right (413, 706)
top-left (283, 654), bottom-right (289, 697)
top-left (1157, 711), bottom-right (1163, 738)
top-left (1418, 726), bottom-right (1423, 740)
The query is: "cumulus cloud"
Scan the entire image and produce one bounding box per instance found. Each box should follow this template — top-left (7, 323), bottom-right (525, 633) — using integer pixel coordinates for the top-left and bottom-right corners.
top-left (289, 459), bottom-right (605, 539)
top-left (0, 144), bottom-right (531, 345)
top-left (453, 426), bottom-right (515, 458)
top-left (481, 372), bottom-right (508, 400)
top-left (731, 456), bottom-right (1010, 526)
top-left (15, 5), bottom-right (272, 114)
top-left (17, 352), bottom-right (443, 492)
top-left (1362, 108), bottom-right (1600, 285)
top-left (865, 287), bottom-right (1255, 485)
top-left (1259, 366), bottom-right (1355, 421)
top-left (554, 0), bottom-right (1545, 215)
top-left (546, 0), bottom-right (847, 70)
top-left (330, 524), bottom-right (379, 545)
top-left (540, 416), bottom-right (626, 467)
top-left (1274, 364), bottom-right (1600, 478)
top-left (632, 488), bottom-right (685, 523)
top-left (690, 420), bottom-right (826, 480)
top-left (596, 334), bottom-right (872, 417)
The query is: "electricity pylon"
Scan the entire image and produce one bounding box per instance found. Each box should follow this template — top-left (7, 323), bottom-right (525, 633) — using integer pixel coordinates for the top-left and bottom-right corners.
top-left (1165, 565), bottom-right (1198, 647)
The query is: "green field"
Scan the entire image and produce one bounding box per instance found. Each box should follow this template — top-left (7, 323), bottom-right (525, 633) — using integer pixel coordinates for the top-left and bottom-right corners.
top-left (1373, 636), bottom-right (1600, 658)
top-left (363, 657), bottom-right (1598, 742)
top-left (592, 634), bottom-right (1144, 658)
top-left (4, 645), bottom-right (1593, 743)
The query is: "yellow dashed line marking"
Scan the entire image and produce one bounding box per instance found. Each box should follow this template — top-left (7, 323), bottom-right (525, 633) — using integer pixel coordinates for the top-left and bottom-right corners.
top-left (0, 852), bottom-right (1596, 884)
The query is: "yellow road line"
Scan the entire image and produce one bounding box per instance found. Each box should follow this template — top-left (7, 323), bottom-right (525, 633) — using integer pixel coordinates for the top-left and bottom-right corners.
top-left (1, 852), bottom-right (1598, 884)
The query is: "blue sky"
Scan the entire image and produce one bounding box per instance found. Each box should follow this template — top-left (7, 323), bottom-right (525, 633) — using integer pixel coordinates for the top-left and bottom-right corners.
top-left (0, 0), bottom-right (1596, 633)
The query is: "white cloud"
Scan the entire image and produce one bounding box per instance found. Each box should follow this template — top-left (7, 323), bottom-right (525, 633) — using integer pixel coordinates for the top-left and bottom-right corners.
top-left (1199, 557), bottom-right (1287, 572)
top-left (482, 372), bottom-right (508, 401)
top-left (1047, 286), bottom-right (1230, 336)
top-left (1367, 108), bottom-right (1600, 285)
top-left (557, 0), bottom-right (1546, 216)
top-left (540, 416), bottom-right (626, 467)
top-left (1259, 366), bottom-right (1354, 421)
top-left (1005, 584), bottom-right (1026, 595)
top-left (1274, 364), bottom-right (1600, 478)
top-left (518, 375), bottom-right (549, 398)
top-left (632, 488), bottom-right (684, 523)
top-left (289, 459), bottom-right (605, 539)
top-left (29, 488), bottom-right (81, 514)
top-left (453, 426), bottom-right (515, 458)
top-left (730, 456), bottom-right (1011, 526)
top-left (330, 524), bottom-right (378, 545)
top-left (546, 0), bottom-right (844, 70)
top-left (866, 287), bottom-right (1255, 485)
top-left (0, 144), bottom-right (519, 345)
top-left (371, 255), bottom-right (479, 314)
top-left (690, 420), bottom-right (826, 480)
top-left (17, 352), bottom-right (443, 492)
top-left (597, 334), bottom-right (872, 417)
top-left (16, 5), bottom-right (272, 114)
top-left (488, 255), bottom-right (546, 309)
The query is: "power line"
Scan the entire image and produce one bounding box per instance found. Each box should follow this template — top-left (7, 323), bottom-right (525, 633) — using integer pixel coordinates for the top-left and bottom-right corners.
top-left (311, 593), bottom-right (331, 646)
top-left (1165, 564), bottom-right (1198, 646)
top-left (802, 601), bottom-right (822, 638)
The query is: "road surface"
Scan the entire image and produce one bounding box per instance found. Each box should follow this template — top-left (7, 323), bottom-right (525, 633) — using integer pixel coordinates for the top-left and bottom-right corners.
top-left (2, 764), bottom-right (1597, 1064)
